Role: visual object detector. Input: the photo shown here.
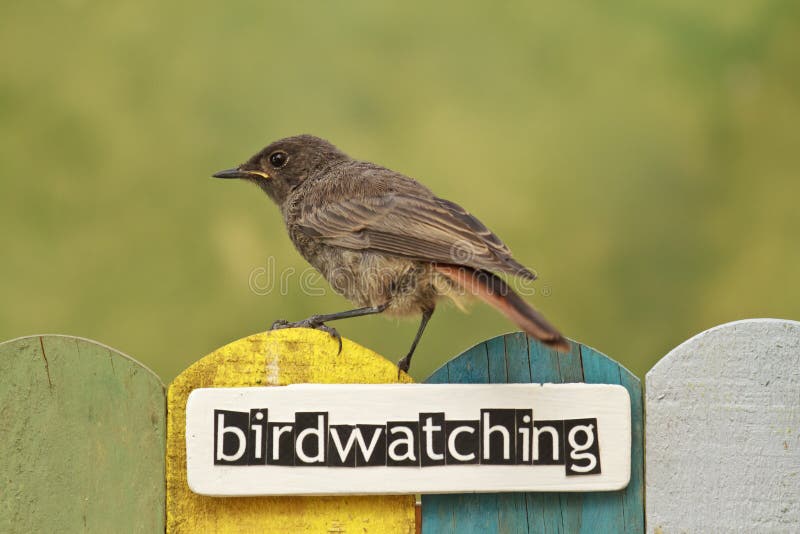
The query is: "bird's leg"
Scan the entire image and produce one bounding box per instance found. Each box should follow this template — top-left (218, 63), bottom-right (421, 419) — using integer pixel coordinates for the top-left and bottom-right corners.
top-left (397, 308), bottom-right (434, 377)
top-left (270, 302), bottom-right (390, 355)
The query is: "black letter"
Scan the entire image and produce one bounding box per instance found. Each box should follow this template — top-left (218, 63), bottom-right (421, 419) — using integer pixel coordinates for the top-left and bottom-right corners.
top-left (532, 420), bottom-right (565, 465)
top-left (327, 425), bottom-right (357, 467)
top-left (266, 422), bottom-right (295, 466)
top-left (480, 409), bottom-right (515, 464)
top-left (354, 425), bottom-right (386, 467)
top-left (419, 413), bottom-right (446, 467)
top-left (445, 420), bottom-right (479, 465)
top-left (214, 410), bottom-right (249, 465)
top-left (247, 409), bottom-right (268, 465)
top-left (515, 409), bottom-right (533, 465)
top-left (564, 418), bottom-right (601, 475)
top-left (386, 421), bottom-right (420, 467)
top-left (295, 412), bottom-right (328, 466)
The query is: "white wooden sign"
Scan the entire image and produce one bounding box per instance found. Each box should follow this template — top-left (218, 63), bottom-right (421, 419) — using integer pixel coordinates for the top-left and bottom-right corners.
top-left (186, 383), bottom-right (631, 496)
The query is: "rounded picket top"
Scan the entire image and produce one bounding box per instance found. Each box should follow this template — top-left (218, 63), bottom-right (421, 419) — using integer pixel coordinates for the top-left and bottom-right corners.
top-left (166, 328), bottom-right (415, 534)
top-left (0, 334), bottom-right (166, 533)
top-left (423, 332), bottom-right (644, 534)
top-left (646, 319), bottom-right (800, 533)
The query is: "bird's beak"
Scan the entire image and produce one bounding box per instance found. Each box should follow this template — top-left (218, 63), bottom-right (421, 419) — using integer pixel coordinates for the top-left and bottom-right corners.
top-left (212, 168), bottom-right (270, 180)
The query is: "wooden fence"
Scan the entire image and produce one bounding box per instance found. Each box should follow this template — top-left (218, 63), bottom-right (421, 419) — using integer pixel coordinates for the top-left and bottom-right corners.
top-left (1, 318), bottom-right (798, 533)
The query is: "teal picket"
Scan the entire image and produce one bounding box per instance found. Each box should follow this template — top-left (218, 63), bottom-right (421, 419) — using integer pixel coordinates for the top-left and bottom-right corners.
top-left (422, 333), bottom-right (644, 533)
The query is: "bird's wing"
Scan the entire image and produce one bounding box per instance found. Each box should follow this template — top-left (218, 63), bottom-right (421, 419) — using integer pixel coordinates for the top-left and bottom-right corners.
top-left (297, 192), bottom-right (536, 279)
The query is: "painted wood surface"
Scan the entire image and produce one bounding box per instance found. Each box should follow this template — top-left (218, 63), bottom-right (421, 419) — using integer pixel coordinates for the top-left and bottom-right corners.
top-left (422, 332), bottom-right (644, 534)
top-left (166, 328), bottom-right (416, 533)
top-left (0, 335), bottom-right (166, 533)
top-left (646, 319), bottom-right (800, 533)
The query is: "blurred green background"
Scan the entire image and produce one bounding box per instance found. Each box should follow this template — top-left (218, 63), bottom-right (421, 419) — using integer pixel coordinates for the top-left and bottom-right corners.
top-left (2, 1), bottom-right (798, 383)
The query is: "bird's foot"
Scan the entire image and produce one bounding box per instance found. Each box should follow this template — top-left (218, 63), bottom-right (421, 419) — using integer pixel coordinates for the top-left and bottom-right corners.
top-left (269, 317), bottom-right (342, 355)
top-left (396, 354), bottom-right (412, 379)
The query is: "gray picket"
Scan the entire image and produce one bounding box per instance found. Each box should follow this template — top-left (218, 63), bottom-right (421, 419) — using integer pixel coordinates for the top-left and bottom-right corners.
top-left (646, 319), bottom-right (800, 532)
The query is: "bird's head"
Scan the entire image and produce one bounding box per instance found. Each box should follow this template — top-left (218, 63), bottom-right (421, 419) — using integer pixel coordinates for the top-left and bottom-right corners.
top-left (212, 134), bottom-right (347, 204)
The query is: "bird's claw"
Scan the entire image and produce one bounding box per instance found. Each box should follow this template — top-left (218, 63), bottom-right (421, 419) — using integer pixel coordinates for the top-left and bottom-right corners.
top-left (269, 318), bottom-right (342, 355)
top-left (270, 319), bottom-right (291, 330)
top-left (313, 323), bottom-right (343, 355)
top-left (396, 355), bottom-right (411, 379)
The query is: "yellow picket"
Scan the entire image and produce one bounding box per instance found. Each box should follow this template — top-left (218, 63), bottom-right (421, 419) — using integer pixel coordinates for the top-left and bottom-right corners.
top-left (166, 328), bottom-right (416, 533)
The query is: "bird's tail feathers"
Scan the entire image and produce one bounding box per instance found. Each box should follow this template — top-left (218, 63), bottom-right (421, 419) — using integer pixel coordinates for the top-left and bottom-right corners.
top-left (434, 264), bottom-right (569, 353)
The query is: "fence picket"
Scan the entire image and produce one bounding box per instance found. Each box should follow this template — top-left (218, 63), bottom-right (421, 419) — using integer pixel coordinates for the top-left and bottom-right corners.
top-left (421, 333), bottom-right (645, 533)
top-left (646, 319), bottom-right (800, 532)
top-left (165, 328), bottom-right (416, 533)
top-left (0, 335), bottom-right (165, 533)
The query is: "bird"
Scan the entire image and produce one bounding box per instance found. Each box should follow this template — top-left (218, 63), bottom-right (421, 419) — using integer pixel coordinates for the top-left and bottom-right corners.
top-left (212, 134), bottom-right (569, 374)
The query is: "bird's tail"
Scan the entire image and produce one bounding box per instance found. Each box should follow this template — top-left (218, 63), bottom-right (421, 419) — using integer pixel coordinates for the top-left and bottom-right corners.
top-left (435, 264), bottom-right (570, 353)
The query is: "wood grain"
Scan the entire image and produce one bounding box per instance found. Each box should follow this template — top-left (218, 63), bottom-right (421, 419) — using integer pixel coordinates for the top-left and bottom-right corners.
top-left (0, 335), bottom-right (165, 533)
top-left (422, 332), bottom-right (644, 533)
top-left (166, 327), bottom-right (416, 533)
top-left (646, 319), bottom-right (800, 532)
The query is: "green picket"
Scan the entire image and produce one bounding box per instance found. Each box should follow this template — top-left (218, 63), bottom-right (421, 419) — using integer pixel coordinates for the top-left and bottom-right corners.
top-left (0, 335), bottom-right (166, 533)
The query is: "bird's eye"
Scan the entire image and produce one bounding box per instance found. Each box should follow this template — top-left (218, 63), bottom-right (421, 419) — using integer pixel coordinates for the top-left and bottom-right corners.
top-left (269, 151), bottom-right (288, 168)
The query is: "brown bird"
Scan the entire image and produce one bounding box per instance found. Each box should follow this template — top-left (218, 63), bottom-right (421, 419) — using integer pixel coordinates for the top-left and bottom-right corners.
top-left (213, 135), bottom-right (568, 374)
